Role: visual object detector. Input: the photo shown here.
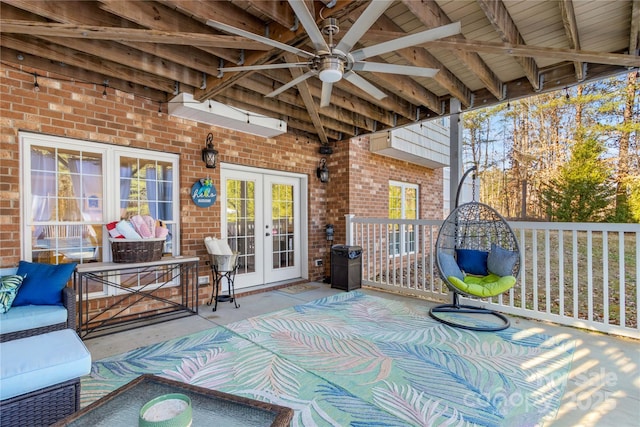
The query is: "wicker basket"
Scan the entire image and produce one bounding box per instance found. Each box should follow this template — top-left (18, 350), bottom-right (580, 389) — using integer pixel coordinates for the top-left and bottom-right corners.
top-left (109, 238), bottom-right (165, 263)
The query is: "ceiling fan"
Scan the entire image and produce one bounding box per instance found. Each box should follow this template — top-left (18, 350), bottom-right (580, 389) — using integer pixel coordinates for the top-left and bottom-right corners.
top-left (206, 0), bottom-right (461, 107)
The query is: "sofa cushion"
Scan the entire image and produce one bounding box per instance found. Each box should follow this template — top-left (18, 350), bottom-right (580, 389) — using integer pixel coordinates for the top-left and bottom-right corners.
top-left (455, 249), bottom-right (489, 276)
top-left (0, 305), bottom-right (68, 335)
top-left (0, 275), bottom-right (25, 313)
top-left (0, 329), bottom-right (91, 400)
top-left (12, 261), bottom-right (76, 306)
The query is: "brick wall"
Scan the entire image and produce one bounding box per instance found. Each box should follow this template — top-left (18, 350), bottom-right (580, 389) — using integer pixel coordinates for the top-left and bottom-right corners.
top-left (0, 65), bottom-right (330, 276)
top-left (325, 135), bottom-right (444, 244)
top-left (1, 63), bottom-right (442, 313)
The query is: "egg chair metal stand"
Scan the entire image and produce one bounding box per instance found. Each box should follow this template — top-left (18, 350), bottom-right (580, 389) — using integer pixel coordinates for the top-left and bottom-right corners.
top-left (430, 167), bottom-right (520, 332)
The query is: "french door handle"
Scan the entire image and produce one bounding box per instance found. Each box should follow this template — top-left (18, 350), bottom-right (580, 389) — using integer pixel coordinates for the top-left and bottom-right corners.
top-left (265, 232), bottom-right (271, 236)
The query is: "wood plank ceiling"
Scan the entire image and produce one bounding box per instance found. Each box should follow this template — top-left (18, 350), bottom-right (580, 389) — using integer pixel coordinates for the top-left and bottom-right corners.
top-left (1, 0), bottom-right (638, 145)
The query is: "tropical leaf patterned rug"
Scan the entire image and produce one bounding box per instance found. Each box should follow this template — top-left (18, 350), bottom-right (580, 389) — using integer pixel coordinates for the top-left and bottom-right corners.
top-left (83, 291), bottom-right (575, 426)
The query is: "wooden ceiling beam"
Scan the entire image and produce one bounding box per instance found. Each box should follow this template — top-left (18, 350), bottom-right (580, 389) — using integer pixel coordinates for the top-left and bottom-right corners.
top-left (1, 34), bottom-right (183, 93)
top-left (2, 0), bottom-right (130, 27)
top-left (98, 0), bottom-right (240, 64)
top-left (362, 66), bottom-right (441, 114)
top-left (363, 30), bottom-right (640, 67)
top-left (329, 76), bottom-right (418, 121)
top-left (558, 0), bottom-right (585, 82)
top-left (239, 74), bottom-right (377, 132)
top-left (630, 0), bottom-right (640, 54)
top-left (471, 62), bottom-right (628, 108)
top-left (0, 1), bottom-right (229, 89)
top-left (160, 0), bottom-right (269, 33)
top-left (42, 35), bottom-right (204, 88)
top-left (217, 86), bottom-right (355, 137)
top-left (254, 71), bottom-right (380, 132)
top-left (170, 0), bottom-right (358, 101)
top-left (401, 0), bottom-right (504, 102)
top-left (0, 20), bottom-right (270, 50)
top-left (162, 0), bottom-right (304, 100)
top-left (476, 0), bottom-right (540, 91)
top-left (0, 47), bottom-right (169, 102)
top-left (420, 39), bottom-right (640, 68)
top-left (215, 94), bottom-right (343, 140)
top-left (372, 14), bottom-right (472, 107)
top-left (0, 4), bottom-right (227, 82)
top-left (233, 0), bottom-right (297, 30)
top-left (283, 53), bottom-right (328, 144)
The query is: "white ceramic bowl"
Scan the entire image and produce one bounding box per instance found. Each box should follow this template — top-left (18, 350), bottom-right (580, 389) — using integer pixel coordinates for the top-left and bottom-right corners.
top-left (139, 393), bottom-right (192, 427)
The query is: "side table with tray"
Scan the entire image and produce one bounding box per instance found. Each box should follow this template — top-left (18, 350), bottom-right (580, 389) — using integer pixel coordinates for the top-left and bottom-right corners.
top-left (52, 374), bottom-right (293, 426)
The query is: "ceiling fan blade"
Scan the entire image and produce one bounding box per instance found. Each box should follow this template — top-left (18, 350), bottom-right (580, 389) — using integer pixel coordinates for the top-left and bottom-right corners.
top-left (266, 70), bottom-right (316, 98)
top-left (287, 0), bottom-right (330, 52)
top-left (351, 22), bottom-right (461, 61)
top-left (320, 82), bottom-right (333, 107)
top-left (343, 71), bottom-right (387, 100)
top-left (206, 19), bottom-right (315, 59)
top-left (351, 62), bottom-right (439, 78)
top-left (335, 0), bottom-right (393, 54)
top-left (220, 63), bottom-right (310, 72)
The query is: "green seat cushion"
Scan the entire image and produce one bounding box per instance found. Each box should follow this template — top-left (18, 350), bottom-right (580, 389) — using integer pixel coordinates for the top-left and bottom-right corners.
top-left (448, 273), bottom-right (516, 298)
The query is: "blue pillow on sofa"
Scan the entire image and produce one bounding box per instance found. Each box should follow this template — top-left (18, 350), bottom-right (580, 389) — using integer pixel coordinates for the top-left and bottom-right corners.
top-left (455, 249), bottom-right (489, 276)
top-left (12, 261), bottom-right (76, 306)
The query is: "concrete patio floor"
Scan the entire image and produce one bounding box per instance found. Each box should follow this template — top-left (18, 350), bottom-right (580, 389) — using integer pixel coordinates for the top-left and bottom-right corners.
top-left (84, 283), bottom-right (639, 427)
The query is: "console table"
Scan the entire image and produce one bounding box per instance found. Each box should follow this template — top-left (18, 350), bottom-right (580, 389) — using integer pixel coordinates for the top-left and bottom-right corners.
top-left (74, 256), bottom-right (199, 339)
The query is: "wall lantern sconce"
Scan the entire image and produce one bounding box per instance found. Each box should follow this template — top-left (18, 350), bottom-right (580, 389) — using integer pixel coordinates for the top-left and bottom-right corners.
top-left (316, 158), bottom-right (329, 183)
top-left (201, 133), bottom-right (218, 169)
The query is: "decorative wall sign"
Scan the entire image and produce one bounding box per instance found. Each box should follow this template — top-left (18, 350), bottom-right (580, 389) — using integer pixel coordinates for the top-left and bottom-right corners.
top-left (191, 178), bottom-right (217, 208)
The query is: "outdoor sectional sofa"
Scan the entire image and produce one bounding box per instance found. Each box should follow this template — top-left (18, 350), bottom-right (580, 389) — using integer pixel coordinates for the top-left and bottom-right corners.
top-left (0, 285), bottom-right (76, 342)
top-left (0, 263), bottom-right (91, 426)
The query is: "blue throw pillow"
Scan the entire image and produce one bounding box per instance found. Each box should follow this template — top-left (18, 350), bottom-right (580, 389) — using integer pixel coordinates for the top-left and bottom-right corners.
top-left (0, 274), bottom-right (25, 313)
top-left (455, 249), bottom-right (489, 276)
top-left (12, 261), bottom-right (76, 306)
top-left (438, 252), bottom-right (464, 281)
top-left (487, 243), bottom-right (519, 277)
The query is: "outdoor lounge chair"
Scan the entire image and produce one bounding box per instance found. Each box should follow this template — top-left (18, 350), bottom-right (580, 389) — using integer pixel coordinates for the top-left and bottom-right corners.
top-left (431, 167), bottom-right (520, 331)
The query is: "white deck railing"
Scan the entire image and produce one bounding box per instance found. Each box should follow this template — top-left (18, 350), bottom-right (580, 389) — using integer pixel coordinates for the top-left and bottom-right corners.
top-left (346, 215), bottom-right (639, 339)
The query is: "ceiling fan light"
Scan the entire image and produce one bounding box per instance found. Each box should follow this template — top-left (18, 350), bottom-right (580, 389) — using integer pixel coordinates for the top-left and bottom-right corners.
top-left (319, 68), bottom-right (342, 83)
top-left (318, 57), bottom-right (344, 83)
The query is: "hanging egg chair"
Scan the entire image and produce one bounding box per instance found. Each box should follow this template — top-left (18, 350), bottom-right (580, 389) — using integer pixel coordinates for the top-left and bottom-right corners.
top-left (431, 166), bottom-right (520, 331)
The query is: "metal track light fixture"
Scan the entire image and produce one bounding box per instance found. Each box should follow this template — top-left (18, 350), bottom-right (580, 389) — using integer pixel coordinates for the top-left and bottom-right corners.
top-left (201, 133), bottom-right (218, 169)
top-left (316, 158), bottom-right (329, 183)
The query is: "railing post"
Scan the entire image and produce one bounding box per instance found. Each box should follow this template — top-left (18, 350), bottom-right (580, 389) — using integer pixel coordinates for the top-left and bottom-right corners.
top-left (345, 214), bottom-right (355, 245)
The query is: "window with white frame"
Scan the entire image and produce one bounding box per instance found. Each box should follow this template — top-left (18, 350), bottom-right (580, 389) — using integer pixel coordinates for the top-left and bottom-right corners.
top-left (20, 132), bottom-right (180, 295)
top-left (389, 181), bottom-right (418, 255)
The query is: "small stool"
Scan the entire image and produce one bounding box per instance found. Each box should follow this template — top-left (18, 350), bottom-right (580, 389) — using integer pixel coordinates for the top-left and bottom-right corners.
top-left (0, 329), bottom-right (92, 426)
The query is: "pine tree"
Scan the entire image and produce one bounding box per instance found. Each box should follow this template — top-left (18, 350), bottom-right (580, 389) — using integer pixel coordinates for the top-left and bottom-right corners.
top-left (542, 137), bottom-right (614, 222)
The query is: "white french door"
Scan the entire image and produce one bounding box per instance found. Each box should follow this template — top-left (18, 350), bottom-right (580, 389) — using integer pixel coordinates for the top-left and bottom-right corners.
top-left (220, 165), bottom-right (305, 289)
